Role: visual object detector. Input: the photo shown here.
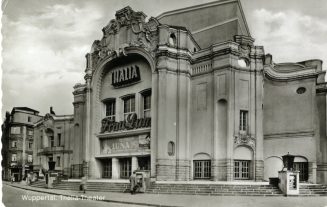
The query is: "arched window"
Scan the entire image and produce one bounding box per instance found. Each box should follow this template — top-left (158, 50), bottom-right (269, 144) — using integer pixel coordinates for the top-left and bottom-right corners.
top-left (168, 141), bottom-right (175, 156)
top-left (168, 33), bottom-right (176, 47)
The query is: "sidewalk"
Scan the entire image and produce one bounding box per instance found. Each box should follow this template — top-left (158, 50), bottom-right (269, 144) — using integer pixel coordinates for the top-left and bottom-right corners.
top-left (3, 181), bottom-right (327, 207)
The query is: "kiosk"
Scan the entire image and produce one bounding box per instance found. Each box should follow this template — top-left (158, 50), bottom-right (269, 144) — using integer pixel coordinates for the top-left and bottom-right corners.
top-left (278, 153), bottom-right (300, 195)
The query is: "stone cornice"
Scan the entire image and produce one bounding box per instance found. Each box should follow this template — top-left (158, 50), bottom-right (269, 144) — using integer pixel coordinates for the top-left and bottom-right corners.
top-left (263, 64), bottom-right (318, 81)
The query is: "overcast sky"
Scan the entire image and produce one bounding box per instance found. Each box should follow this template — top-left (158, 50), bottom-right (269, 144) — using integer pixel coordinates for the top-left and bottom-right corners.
top-left (2, 0), bottom-right (327, 117)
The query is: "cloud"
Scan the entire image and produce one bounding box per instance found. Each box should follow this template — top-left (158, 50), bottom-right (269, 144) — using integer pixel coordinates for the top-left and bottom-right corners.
top-left (250, 9), bottom-right (327, 65)
top-left (2, 2), bottom-right (107, 115)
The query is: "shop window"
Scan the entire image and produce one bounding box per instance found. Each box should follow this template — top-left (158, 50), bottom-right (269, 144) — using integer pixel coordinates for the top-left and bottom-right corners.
top-left (123, 96), bottom-right (135, 120)
top-left (27, 155), bottom-right (33, 163)
top-left (11, 141), bottom-right (17, 148)
top-left (168, 141), bottom-right (175, 156)
top-left (10, 126), bottom-right (21, 135)
top-left (12, 154), bottom-right (17, 162)
top-left (57, 133), bottom-right (61, 146)
top-left (193, 160), bottom-right (211, 179)
top-left (56, 156), bottom-right (61, 167)
top-left (105, 100), bottom-right (116, 121)
top-left (138, 157), bottom-right (150, 170)
top-left (102, 159), bottom-right (112, 178)
top-left (239, 110), bottom-right (248, 132)
top-left (294, 162), bottom-right (308, 181)
top-left (143, 93), bottom-right (151, 118)
top-left (234, 160), bottom-right (250, 179)
top-left (120, 158), bottom-right (131, 179)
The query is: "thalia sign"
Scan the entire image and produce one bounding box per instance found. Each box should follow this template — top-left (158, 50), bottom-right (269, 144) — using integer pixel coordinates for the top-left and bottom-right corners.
top-left (111, 65), bottom-right (140, 87)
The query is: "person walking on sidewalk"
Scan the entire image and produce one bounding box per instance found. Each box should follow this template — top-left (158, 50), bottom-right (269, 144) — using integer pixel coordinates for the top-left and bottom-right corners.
top-left (80, 176), bottom-right (87, 193)
top-left (129, 171), bottom-right (137, 194)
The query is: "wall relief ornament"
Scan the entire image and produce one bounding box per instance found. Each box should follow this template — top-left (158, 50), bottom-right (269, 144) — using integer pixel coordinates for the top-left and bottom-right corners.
top-left (89, 7), bottom-right (159, 69)
top-left (234, 133), bottom-right (255, 149)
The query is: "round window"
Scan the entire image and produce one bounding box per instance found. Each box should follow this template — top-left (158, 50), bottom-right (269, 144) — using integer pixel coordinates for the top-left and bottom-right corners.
top-left (296, 87), bottom-right (306, 94)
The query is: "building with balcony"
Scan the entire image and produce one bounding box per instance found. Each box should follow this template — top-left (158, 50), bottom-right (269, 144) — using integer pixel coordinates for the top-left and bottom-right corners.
top-left (70, 0), bottom-right (327, 184)
top-left (1, 107), bottom-right (42, 181)
top-left (33, 113), bottom-right (77, 177)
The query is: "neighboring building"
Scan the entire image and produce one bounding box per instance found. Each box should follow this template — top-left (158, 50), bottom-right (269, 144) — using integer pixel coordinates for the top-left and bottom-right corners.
top-left (71, 0), bottom-right (327, 183)
top-left (33, 113), bottom-right (77, 177)
top-left (1, 107), bottom-right (42, 181)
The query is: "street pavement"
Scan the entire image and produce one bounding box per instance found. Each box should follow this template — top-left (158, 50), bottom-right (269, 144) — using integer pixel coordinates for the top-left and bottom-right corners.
top-left (2, 182), bottom-right (327, 207)
top-left (2, 184), bottom-right (145, 207)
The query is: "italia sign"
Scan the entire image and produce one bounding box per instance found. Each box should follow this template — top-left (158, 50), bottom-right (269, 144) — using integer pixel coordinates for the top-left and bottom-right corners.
top-left (111, 65), bottom-right (140, 87)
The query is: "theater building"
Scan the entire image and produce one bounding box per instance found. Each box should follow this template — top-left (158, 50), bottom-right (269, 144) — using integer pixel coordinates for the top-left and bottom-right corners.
top-left (71, 0), bottom-right (327, 183)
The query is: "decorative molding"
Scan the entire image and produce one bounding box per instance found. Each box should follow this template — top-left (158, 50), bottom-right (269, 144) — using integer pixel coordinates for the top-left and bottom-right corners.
top-left (234, 133), bottom-right (255, 149)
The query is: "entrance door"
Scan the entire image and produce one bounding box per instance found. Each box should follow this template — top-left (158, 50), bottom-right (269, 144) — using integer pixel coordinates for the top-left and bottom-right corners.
top-left (102, 159), bottom-right (112, 178)
top-left (294, 162), bottom-right (308, 182)
top-left (193, 160), bottom-right (211, 179)
top-left (234, 160), bottom-right (250, 179)
top-left (119, 158), bottom-right (131, 179)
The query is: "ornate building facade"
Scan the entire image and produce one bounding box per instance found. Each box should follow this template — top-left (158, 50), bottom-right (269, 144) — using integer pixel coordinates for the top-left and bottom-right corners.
top-left (71, 0), bottom-right (327, 184)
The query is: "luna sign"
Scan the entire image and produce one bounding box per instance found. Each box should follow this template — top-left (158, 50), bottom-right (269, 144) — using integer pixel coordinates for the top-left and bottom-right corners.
top-left (111, 65), bottom-right (140, 87)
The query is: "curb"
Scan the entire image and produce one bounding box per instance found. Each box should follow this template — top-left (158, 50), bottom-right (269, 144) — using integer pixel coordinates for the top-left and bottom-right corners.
top-left (4, 183), bottom-right (181, 207)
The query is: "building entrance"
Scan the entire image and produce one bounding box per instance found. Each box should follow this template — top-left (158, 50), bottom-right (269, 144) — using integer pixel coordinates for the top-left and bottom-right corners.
top-left (120, 158), bottom-right (131, 179)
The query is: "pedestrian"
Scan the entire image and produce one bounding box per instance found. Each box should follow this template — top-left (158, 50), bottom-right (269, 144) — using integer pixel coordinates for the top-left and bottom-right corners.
top-left (10, 175), bottom-right (14, 184)
top-left (129, 171), bottom-right (138, 194)
top-left (80, 176), bottom-right (87, 193)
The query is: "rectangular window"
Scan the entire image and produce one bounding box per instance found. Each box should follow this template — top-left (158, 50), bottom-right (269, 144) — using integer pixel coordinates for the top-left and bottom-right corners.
top-left (57, 133), bottom-right (61, 146)
top-left (56, 156), bottom-right (61, 167)
top-left (28, 116), bottom-right (32, 122)
top-left (123, 96), bottom-right (135, 120)
top-left (50, 136), bottom-right (54, 147)
top-left (10, 127), bottom-right (21, 135)
top-left (119, 158), bottom-right (131, 179)
top-left (12, 154), bottom-right (17, 162)
top-left (27, 130), bottom-right (33, 136)
top-left (105, 100), bottom-right (116, 121)
top-left (28, 142), bottom-right (33, 149)
top-left (143, 94), bottom-right (151, 118)
top-left (11, 141), bottom-right (17, 148)
top-left (102, 159), bottom-right (112, 178)
top-left (193, 160), bottom-right (211, 179)
top-left (27, 155), bottom-right (33, 163)
top-left (240, 110), bottom-right (248, 132)
top-left (294, 162), bottom-right (308, 182)
top-left (234, 160), bottom-right (250, 179)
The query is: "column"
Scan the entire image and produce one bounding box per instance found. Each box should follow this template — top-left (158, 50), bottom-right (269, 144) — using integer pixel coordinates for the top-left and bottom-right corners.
top-left (132, 157), bottom-right (139, 172)
top-left (112, 158), bottom-right (119, 179)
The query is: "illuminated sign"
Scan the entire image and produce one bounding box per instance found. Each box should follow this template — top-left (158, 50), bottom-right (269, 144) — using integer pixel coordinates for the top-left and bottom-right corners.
top-left (101, 113), bottom-right (150, 133)
top-left (111, 65), bottom-right (140, 87)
